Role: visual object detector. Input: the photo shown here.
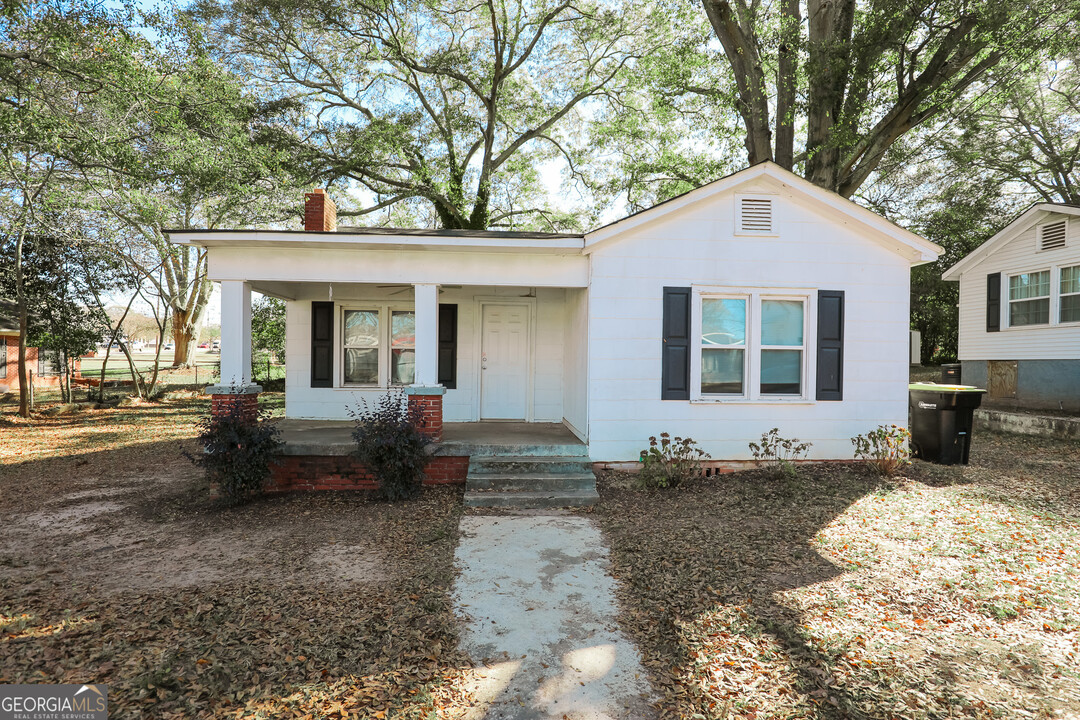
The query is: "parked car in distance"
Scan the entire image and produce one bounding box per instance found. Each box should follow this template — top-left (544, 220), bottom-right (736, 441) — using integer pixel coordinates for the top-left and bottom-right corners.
top-left (163, 343), bottom-right (174, 351)
top-left (211, 340), bottom-right (220, 353)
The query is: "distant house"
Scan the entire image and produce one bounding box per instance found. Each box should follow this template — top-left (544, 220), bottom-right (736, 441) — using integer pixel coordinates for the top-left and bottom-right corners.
top-left (943, 203), bottom-right (1080, 411)
top-left (171, 161), bottom-right (941, 466)
top-left (0, 301), bottom-right (70, 393)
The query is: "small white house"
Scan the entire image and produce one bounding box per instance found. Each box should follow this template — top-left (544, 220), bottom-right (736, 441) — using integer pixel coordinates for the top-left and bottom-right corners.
top-left (170, 162), bottom-right (940, 464)
top-left (943, 203), bottom-right (1080, 411)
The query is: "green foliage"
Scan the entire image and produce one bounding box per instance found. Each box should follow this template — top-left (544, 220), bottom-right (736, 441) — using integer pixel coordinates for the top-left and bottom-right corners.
top-left (636, 432), bottom-right (711, 489)
top-left (195, 0), bottom-right (660, 230)
top-left (187, 395), bottom-right (282, 502)
top-left (852, 425), bottom-right (912, 476)
top-left (749, 428), bottom-right (811, 480)
top-left (351, 391), bottom-right (432, 502)
top-left (251, 295), bottom-right (285, 363)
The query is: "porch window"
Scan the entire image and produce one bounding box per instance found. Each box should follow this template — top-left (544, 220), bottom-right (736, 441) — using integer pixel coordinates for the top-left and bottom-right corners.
top-left (1062, 266), bottom-right (1080, 323)
top-left (390, 310), bottom-right (416, 384)
top-left (1008, 271), bottom-right (1050, 326)
top-left (696, 291), bottom-right (807, 400)
top-left (343, 310), bottom-right (379, 384)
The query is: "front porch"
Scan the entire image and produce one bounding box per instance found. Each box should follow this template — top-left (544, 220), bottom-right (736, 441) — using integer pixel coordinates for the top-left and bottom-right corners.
top-left (268, 420), bottom-right (597, 506)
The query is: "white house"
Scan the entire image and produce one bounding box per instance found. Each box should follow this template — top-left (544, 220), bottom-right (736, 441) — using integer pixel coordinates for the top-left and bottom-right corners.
top-left (943, 203), bottom-right (1080, 411)
top-left (170, 162), bottom-right (940, 477)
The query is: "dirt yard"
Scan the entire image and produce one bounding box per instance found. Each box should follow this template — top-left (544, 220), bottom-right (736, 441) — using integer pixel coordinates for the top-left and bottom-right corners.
top-left (596, 432), bottom-right (1080, 719)
top-left (0, 396), bottom-right (474, 719)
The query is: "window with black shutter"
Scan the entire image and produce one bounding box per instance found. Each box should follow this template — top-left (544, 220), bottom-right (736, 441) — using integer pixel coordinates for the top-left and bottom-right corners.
top-left (438, 303), bottom-right (457, 389)
top-left (986, 273), bottom-right (1001, 332)
top-left (661, 287), bottom-right (691, 400)
top-left (815, 290), bottom-right (844, 401)
top-left (311, 301), bottom-right (334, 387)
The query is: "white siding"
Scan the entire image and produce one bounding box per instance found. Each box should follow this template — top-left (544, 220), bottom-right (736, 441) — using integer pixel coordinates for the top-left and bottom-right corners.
top-left (209, 246), bottom-right (587, 287)
top-left (562, 287), bottom-right (589, 439)
top-left (283, 285), bottom-right (566, 422)
top-left (956, 215), bottom-right (1080, 361)
top-left (586, 177), bottom-right (913, 461)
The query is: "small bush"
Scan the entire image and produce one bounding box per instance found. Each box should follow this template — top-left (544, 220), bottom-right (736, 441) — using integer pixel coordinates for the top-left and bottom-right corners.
top-left (351, 391), bottom-right (432, 501)
top-left (749, 428), bottom-right (812, 479)
top-left (637, 432), bottom-right (711, 489)
top-left (852, 424), bottom-right (911, 476)
top-left (187, 395), bottom-right (282, 502)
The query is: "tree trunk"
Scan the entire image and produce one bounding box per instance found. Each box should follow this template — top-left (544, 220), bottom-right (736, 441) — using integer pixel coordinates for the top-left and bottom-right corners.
top-left (171, 310), bottom-right (198, 368)
top-left (804, 0), bottom-right (855, 190)
top-left (774, 0), bottom-right (800, 170)
top-left (15, 226), bottom-right (29, 418)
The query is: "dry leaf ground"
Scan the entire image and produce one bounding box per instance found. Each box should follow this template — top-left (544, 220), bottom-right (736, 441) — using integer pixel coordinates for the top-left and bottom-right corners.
top-left (595, 432), bottom-right (1080, 719)
top-left (0, 394), bottom-right (475, 719)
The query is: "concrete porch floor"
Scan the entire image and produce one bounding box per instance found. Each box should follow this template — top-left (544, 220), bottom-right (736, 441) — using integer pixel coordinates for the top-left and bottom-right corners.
top-left (276, 420), bottom-right (585, 457)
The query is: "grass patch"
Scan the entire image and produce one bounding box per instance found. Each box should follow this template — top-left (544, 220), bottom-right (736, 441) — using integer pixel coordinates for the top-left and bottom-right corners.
top-left (597, 431), bottom-right (1080, 718)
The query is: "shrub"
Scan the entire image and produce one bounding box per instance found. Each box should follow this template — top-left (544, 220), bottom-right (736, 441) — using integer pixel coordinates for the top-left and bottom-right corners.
top-left (749, 428), bottom-right (812, 479)
top-left (852, 424), bottom-right (911, 476)
top-left (637, 432), bottom-right (711, 489)
top-left (351, 391), bottom-right (432, 501)
top-left (187, 395), bottom-right (282, 502)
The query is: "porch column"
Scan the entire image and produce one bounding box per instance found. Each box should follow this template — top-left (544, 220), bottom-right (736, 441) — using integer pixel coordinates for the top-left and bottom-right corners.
top-left (409, 282), bottom-right (443, 441)
top-left (413, 283), bottom-right (439, 386)
top-left (216, 280), bottom-right (255, 390)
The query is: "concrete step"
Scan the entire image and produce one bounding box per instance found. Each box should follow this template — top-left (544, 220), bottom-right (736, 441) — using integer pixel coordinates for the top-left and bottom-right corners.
top-left (467, 455), bottom-right (594, 476)
top-left (466, 472), bottom-right (597, 492)
top-left (450, 443), bottom-right (589, 458)
top-left (464, 489), bottom-right (600, 508)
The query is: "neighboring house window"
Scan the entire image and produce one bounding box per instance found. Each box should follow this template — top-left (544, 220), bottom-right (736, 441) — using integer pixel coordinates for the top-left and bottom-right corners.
top-left (37, 349), bottom-right (62, 376)
top-left (0, 338), bottom-right (6, 378)
top-left (1008, 271), bottom-right (1050, 326)
top-left (697, 291), bottom-right (807, 399)
top-left (342, 307), bottom-right (416, 386)
top-left (1062, 265), bottom-right (1080, 323)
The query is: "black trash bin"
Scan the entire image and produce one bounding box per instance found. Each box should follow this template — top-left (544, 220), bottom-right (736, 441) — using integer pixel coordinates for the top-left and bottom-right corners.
top-left (908, 383), bottom-right (986, 465)
top-left (940, 363), bottom-right (962, 383)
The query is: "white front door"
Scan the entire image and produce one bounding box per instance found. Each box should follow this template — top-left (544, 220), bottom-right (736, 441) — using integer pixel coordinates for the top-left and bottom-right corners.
top-left (480, 303), bottom-right (530, 419)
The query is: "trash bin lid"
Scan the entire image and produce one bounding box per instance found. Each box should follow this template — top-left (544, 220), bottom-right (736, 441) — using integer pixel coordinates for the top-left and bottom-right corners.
top-left (908, 382), bottom-right (986, 393)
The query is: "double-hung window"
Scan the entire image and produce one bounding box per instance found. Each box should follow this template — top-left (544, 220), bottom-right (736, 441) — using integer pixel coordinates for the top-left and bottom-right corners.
top-left (343, 307), bottom-right (416, 386)
top-left (696, 290), bottom-right (807, 400)
top-left (1008, 271), bottom-right (1050, 326)
top-left (1061, 266), bottom-right (1080, 323)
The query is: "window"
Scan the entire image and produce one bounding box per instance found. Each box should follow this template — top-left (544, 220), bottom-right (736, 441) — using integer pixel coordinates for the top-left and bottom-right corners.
top-left (696, 291), bottom-right (807, 399)
top-left (391, 310), bottom-right (416, 384)
top-left (0, 338), bottom-right (6, 378)
top-left (1008, 271), bottom-right (1050, 326)
top-left (342, 307), bottom-right (416, 386)
top-left (1062, 265), bottom-right (1080, 323)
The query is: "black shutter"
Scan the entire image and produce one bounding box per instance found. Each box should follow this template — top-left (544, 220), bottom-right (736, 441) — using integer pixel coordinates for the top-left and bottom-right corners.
top-left (311, 301), bottom-right (334, 387)
top-left (816, 290), bottom-right (844, 401)
top-left (986, 272), bottom-right (1001, 332)
top-left (661, 287), bottom-right (691, 400)
top-left (438, 303), bottom-right (457, 389)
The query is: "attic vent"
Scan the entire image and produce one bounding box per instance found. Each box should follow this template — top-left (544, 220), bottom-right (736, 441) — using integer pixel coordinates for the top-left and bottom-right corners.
top-left (738, 197), bottom-right (774, 234)
top-left (1039, 220), bottom-right (1067, 251)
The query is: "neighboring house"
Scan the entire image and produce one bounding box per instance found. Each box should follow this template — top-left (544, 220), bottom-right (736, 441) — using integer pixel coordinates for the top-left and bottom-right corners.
top-left (943, 203), bottom-right (1080, 412)
top-left (170, 161), bottom-right (940, 472)
top-left (0, 302), bottom-right (68, 393)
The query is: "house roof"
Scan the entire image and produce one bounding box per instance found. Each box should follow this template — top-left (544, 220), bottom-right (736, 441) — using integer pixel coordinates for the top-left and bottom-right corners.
top-left (169, 161), bottom-right (940, 264)
top-left (942, 203), bottom-right (1080, 281)
top-left (168, 227), bottom-right (586, 254)
top-left (583, 161), bottom-right (942, 263)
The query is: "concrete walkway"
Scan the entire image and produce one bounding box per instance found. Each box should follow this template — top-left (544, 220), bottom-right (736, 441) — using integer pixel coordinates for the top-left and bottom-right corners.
top-left (454, 513), bottom-right (655, 720)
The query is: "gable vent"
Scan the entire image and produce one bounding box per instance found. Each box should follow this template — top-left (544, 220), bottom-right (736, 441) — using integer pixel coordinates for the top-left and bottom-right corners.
top-left (1040, 220), bottom-right (1067, 251)
top-left (739, 197), bottom-right (774, 233)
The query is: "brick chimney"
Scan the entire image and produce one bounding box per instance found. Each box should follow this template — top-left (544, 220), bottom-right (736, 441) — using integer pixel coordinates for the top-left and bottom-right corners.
top-left (304, 189), bottom-right (337, 232)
